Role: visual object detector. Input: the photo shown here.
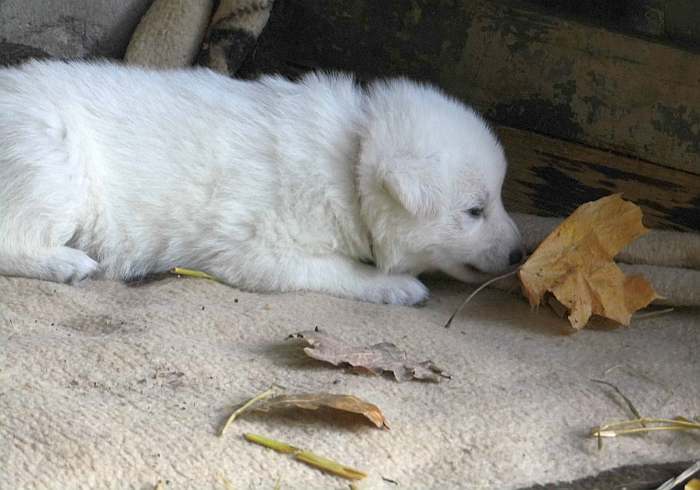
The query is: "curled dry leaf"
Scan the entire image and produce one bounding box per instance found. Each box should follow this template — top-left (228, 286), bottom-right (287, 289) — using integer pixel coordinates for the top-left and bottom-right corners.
top-left (289, 329), bottom-right (449, 382)
top-left (253, 393), bottom-right (389, 429)
top-left (518, 194), bottom-right (659, 329)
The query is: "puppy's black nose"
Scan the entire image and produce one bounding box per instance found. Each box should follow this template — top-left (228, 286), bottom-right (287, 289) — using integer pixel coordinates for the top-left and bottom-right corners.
top-left (509, 248), bottom-right (524, 265)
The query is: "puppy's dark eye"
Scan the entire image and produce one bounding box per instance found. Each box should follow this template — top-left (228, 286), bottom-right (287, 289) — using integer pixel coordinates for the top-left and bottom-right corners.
top-left (466, 207), bottom-right (484, 218)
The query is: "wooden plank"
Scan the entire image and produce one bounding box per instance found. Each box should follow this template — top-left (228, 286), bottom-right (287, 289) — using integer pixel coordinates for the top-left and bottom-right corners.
top-left (665, 0), bottom-right (700, 48)
top-left (522, 0), bottom-right (700, 48)
top-left (240, 0), bottom-right (700, 174)
top-left (517, 1), bottom-right (667, 40)
top-left (498, 126), bottom-right (700, 231)
top-left (449, 0), bottom-right (700, 175)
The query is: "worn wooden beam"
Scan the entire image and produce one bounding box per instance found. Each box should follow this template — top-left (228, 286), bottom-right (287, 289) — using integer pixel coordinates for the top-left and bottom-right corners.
top-left (456, 0), bottom-right (700, 175)
top-left (498, 126), bottom-right (700, 231)
top-left (238, 0), bottom-right (700, 228)
top-left (664, 0), bottom-right (700, 49)
top-left (518, 1), bottom-right (666, 39)
top-left (521, 0), bottom-right (700, 49)
top-left (241, 0), bottom-right (700, 174)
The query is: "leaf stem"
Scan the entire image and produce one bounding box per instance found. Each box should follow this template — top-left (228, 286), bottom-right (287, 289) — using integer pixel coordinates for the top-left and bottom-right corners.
top-left (219, 387), bottom-right (278, 437)
top-left (444, 269), bottom-right (520, 328)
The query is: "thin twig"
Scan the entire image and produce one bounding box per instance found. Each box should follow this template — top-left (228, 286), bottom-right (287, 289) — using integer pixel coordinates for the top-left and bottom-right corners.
top-left (219, 386), bottom-right (279, 437)
top-left (633, 307), bottom-right (674, 320)
top-left (444, 269), bottom-right (520, 328)
top-left (591, 379), bottom-right (643, 420)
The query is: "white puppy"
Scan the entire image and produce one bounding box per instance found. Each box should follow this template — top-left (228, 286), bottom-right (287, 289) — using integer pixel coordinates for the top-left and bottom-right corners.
top-left (0, 60), bottom-right (522, 305)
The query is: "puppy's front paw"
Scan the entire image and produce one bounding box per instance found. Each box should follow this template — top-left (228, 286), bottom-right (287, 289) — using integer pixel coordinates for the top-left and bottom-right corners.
top-left (365, 275), bottom-right (429, 305)
top-left (44, 247), bottom-right (101, 284)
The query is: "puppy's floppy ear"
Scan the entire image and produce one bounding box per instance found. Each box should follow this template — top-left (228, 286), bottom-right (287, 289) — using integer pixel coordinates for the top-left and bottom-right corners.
top-left (381, 156), bottom-right (446, 218)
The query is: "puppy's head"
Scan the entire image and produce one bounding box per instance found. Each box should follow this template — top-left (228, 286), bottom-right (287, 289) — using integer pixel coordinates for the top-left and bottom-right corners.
top-left (358, 78), bottom-right (523, 282)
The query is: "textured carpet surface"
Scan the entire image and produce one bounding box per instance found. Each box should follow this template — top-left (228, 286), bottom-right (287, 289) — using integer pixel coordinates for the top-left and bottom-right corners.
top-left (1, 275), bottom-right (698, 489)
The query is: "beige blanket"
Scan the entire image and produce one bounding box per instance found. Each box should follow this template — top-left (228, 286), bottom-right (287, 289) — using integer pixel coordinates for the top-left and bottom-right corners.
top-left (1, 275), bottom-right (698, 489)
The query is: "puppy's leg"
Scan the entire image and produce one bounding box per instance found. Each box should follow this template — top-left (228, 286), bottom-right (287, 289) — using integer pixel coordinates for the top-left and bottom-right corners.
top-left (211, 253), bottom-right (429, 305)
top-left (0, 108), bottom-right (99, 283)
top-left (0, 198), bottom-right (100, 283)
top-left (0, 246), bottom-right (100, 283)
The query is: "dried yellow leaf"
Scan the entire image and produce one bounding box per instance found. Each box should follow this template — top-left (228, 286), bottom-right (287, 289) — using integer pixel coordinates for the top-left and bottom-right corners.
top-left (519, 194), bottom-right (659, 329)
top-left (686, 479), bottom-right (700, 490)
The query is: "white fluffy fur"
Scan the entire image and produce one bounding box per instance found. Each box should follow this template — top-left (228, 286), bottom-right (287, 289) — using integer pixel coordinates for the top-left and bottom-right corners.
top-left (0, 60), bottom-right (522, 305)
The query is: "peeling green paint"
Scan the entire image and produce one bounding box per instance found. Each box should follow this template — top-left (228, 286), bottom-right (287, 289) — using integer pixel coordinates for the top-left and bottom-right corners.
top-left (553, 79), bottom-right (576, 103)
top-left (652, 104), bottom-right (700, 155)
top-left (407, 0), bottom-right (422, 26)
top-left (479, 4), bottom-right (555, 53)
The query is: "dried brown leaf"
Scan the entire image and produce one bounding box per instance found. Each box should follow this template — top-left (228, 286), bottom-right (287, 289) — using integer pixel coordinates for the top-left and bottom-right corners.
top-left (253, 393), bottom-right (389, 429)
top-left (519, 194), bottom-right (659, 329)
top-left (289, 329), bottom-right (449, 382)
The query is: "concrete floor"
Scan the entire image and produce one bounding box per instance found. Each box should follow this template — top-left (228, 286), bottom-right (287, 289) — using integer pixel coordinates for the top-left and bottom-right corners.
top-left (0, 0), bottom-right (152, 59)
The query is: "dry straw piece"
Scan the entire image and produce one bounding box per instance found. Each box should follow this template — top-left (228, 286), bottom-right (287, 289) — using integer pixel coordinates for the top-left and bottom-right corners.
top-left (592, 417), bottom-right (700, 444)
top-left (170, 267), bottom-right (219, 281)
top-left (244, 433), bottom-right (367, 480)
top-left (590, 379), bottom-right (700, 450)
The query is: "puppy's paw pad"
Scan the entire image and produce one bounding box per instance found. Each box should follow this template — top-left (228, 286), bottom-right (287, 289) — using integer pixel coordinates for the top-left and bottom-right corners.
top-left (45, 247), bottom-right (100, 283)
top-left (369, 275), bottom-right (429, 305)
